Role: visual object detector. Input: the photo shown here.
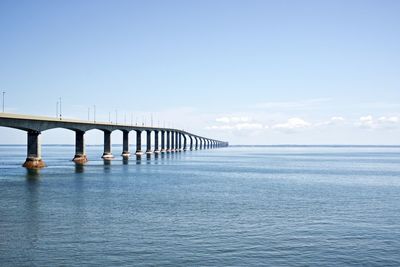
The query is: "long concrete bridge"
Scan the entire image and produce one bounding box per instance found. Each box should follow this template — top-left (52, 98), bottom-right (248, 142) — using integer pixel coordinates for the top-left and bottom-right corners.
top-left (0, 113), bottom-right (228, 169)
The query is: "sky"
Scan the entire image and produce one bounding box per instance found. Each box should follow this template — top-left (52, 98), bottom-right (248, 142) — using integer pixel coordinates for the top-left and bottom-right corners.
top-left (0, 0), bottom-right (399, 145)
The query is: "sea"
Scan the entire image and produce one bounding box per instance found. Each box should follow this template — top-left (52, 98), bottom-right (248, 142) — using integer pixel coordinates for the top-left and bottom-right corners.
top-left (0, 145), bottom-right (400, 266)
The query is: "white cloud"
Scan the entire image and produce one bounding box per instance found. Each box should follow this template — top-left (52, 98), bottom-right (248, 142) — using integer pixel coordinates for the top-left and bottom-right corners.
top-left (215, 116), bottom-right (250, 123)
top-left (356, 115), bottom-right (399, 129)
top-left (206, 125), bottom-right (234, 130)
top-left (235, 123), bottom-right (264, 130)
top-left (358, 115), bottom-right (375, 128)
top-left (272, 118), bottom-right (311, 131)
top-left (206, 122), bottom-right (263, 131)
top-left (316, 116), bottom-right (346, 126)
top-left (378, 116), bottom-right (399, 123)
top-left (331, 116), bottom-right (345, 122)
top-left (215, 117), bottom-right (230, 123)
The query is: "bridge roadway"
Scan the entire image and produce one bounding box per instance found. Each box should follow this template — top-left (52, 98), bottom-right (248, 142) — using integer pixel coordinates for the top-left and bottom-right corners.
top-left (0, 113), bottom-right (228, 169)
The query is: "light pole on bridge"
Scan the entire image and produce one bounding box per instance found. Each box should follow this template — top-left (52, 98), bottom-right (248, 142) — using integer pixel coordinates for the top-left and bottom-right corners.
top-left (2, 91), bottom-right (5, 113)
top-left (59, 97), bottom-right (62, 120)
top-left (93, 105), bottom-right (96, 123)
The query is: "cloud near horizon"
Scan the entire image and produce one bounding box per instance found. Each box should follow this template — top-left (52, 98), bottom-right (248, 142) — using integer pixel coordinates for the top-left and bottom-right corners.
top-left (356, 115), bottom-right (399, 129)
top-left (206, 115), bottom-right (399, 133)
top-left (271, 118), bottom-right (311, 131)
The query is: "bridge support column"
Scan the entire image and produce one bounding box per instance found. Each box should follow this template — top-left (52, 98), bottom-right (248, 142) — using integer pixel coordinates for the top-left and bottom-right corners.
top-left (189, 136), bottom-right (193, 150)
top-left (203, 139), bottom-right (207, 149)
top-left (122, 130), bottom-right (130, 157)
top-left (171, 132), bottom-right (175, 152)
top-left (175, 132), bottom-right (179, 151)
top-left (183, 134), bottom-right (187, 151)
top-left (73, 130), bottom-right (88, 164)
top-left (166, 131), bottom-right (171, 152)
top-left (23, 130), bottom-right (46, 169)
top-left (146, 130), bottom-right (152, 154)
top-left (136, 130), bottom-right (143, 155)
top-left (154, 130), bottom-right (160, 153)
top-left (102, 130), bottom-right (113, 159)
top-left (161, 131), bottom-right (166, 152)
top-left (178, 133), bottom-right (182, 151)
top-left (195, 137), bottom-right (198, 150)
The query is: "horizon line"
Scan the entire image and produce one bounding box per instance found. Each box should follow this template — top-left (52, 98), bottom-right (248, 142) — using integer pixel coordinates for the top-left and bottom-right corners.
top-left (0, 144), bottom-right (399, 147)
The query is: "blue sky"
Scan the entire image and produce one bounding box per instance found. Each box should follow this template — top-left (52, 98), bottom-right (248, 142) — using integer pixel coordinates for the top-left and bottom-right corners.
top-left (0, 0), bottom-right (399, 144)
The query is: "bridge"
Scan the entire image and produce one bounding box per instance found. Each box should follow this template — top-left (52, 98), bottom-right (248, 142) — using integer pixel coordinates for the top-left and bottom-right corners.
top-left (0, 113), bottom-right (228, 169)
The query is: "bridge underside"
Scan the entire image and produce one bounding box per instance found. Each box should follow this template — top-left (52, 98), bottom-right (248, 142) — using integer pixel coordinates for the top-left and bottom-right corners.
top-left (0, 113), bottom-right (228, 169)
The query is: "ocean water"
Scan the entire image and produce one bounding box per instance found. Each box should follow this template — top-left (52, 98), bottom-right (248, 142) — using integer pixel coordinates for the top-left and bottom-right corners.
top-left (0, 145), bottom-right (400, 266)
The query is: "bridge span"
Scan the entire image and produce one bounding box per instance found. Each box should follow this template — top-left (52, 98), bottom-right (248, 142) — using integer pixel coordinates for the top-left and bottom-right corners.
top-left (0, 113), bottom-right (228, 169)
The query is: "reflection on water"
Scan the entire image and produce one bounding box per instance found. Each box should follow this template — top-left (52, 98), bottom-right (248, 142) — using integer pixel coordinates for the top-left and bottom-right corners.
top-left (25, 168), bottom-right (41, 180)
top-left (74, 163), bottom-right (85, 173)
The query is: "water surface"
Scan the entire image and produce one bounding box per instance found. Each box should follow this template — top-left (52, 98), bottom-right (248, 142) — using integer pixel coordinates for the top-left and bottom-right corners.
top-left (1, 145), bottom-right (400, 266)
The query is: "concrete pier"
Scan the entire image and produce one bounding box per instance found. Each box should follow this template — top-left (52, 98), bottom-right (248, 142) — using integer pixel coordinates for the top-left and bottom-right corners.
top-left (176, 132), bottom-right (179, 151)
top-left (122, 130), bottom-right (130, 157)
top-left (72, 130), bottom-right (88, 164)
top-left (183, 134), bottom-right (187, 151)
top-left (136, 130), bottom-right (143, 155)
top-left (102, 130), bottom-right (113, 159)
top-left (171, 131), bottom-right (175, 152)
top-left (166, 131), bottom-right (171, 152)
top-left (177, 133), bottom-right (182, 151)
top-left (195, 137), bottom-right (198, 150)
top-left (161, 131), bottom-right (166, 152)
top-left (154, 130), bottom-right (160, 153)
top-left (23, 130), bottom-right (46, 169)
top-left (189, 136), bottom-right (193, 150)
top-left (146, 130), bottom-right (152, 154)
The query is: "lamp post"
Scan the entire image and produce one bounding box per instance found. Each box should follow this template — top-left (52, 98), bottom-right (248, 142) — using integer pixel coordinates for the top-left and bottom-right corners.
top-left (59, 97), bottom-right (62, 120)
top-left (93, 105), bottom-right (96, 123)
top-left (2, 91), bottom-right (5, 113)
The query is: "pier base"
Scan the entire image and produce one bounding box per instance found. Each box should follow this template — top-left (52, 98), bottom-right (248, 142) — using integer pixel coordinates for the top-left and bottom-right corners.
top-left (23, 157), bottom-right (46, 169)
top-left (73, 154), bottom-right (88, 164)
top-left (102, 152), bottom-right (114, 160)
top-left (122, 152), bottom-right (131, 157)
